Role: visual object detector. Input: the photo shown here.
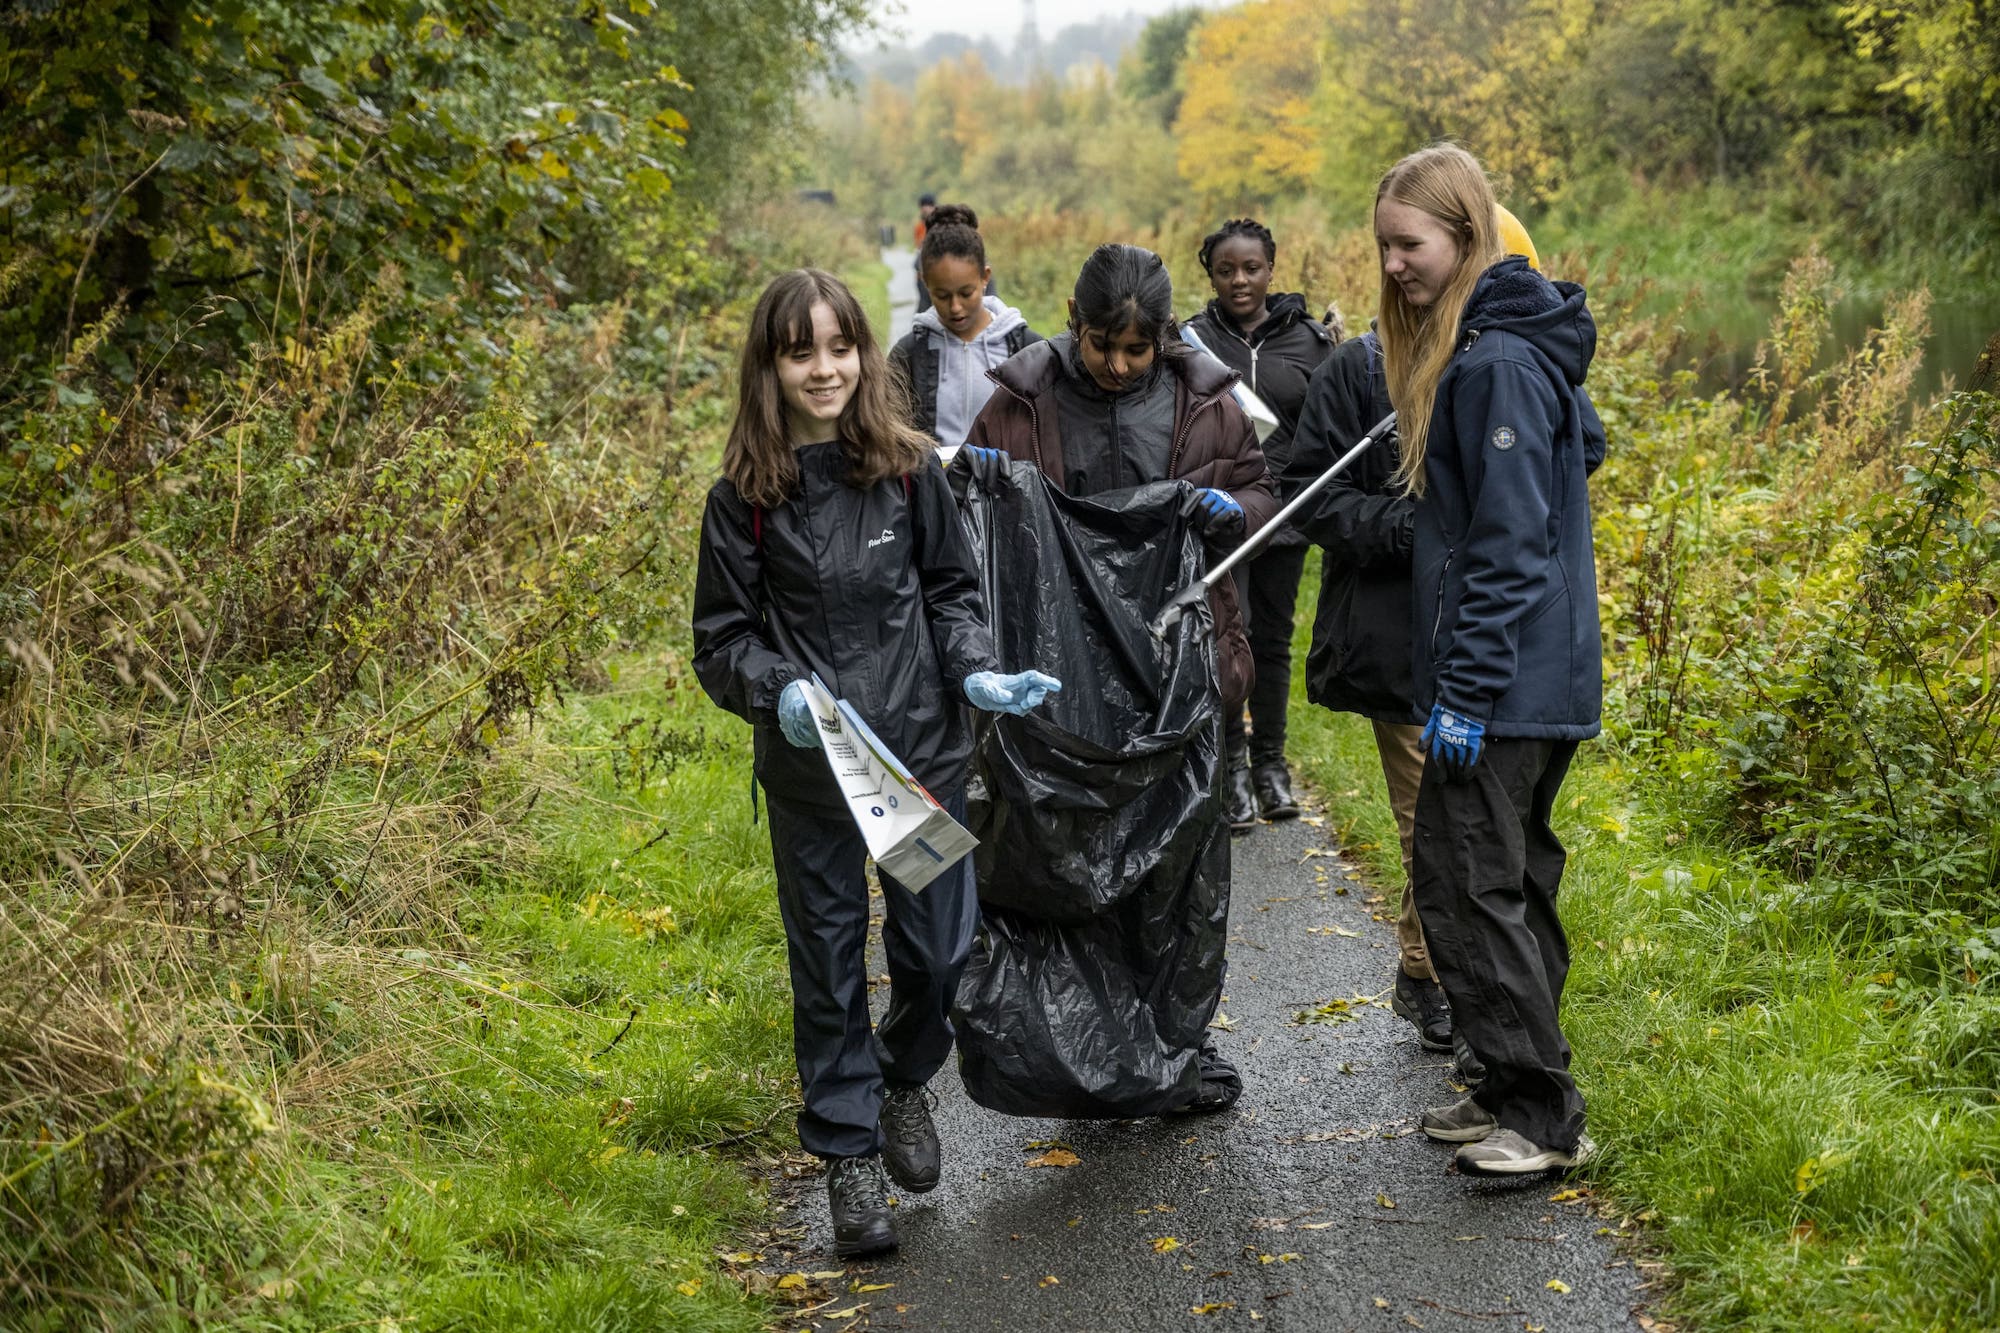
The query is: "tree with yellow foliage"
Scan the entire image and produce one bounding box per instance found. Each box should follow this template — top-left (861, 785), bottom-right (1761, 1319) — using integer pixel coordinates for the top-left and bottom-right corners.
top-left (1173, 0), bottom-right (1338, 206)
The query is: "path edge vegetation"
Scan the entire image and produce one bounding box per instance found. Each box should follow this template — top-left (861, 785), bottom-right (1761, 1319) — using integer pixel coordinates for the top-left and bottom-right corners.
top-left (1291, 265), bottom-right (2000, 1329)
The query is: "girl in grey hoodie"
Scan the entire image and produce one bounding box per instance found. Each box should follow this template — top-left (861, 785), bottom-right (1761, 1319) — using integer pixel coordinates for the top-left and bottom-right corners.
top-left (889, 204), bottom-right (1042, 447)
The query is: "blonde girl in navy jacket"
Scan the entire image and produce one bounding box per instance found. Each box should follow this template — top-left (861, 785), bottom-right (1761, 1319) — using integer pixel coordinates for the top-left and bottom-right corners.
top-left (1371, 145), bottom-right (1606, 1177)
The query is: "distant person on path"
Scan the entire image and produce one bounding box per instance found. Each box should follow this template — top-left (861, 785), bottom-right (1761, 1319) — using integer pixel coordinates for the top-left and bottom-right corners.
top-left (691, 269), bottom-right (1060, 1255)
top-left (1370, 144), bottom-right (1606, 1175)
top-left (1282, 201), bottom-right (1544, 1079)
top-left (1184, 218), bottom-right (1336, 834)
top-left (966, 243), bottom-right (1276, 1112)
top-left (889, 204), bottom-right (1042, 446)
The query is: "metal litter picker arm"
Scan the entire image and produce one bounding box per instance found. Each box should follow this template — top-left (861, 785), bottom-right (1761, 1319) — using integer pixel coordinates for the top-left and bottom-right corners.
top-left (1149, 411), bottom-right (1397, 637)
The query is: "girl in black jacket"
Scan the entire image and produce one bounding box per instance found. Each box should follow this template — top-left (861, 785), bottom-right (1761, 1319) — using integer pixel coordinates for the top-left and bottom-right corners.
top-left (1184, 219), bottom-right (1334, 831)
top-left (691, 269), bottom-right (1060, 1256)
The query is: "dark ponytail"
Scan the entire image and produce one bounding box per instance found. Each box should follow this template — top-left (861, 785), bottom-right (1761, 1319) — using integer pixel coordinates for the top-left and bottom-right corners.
top-left (1198, 218), bottom-right (1276, 273)
top-left (1070, 243), bottom-right (1184, 355)
top-left (918, 203), bottom-right (985, 275)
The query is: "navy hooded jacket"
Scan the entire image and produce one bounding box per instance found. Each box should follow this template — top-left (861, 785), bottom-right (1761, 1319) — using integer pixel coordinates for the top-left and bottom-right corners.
top-left (1413, 256), bottom-right (1605, 739)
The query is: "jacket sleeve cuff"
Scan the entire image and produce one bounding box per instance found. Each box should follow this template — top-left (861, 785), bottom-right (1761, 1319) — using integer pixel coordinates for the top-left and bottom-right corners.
top-left (1435, 686), bottom-right (1494, 723)
top-left (751, 663), bottom-right (802, 712)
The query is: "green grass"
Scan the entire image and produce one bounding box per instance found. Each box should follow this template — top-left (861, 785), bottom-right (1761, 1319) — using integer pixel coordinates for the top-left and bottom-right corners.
top-left (842, 258), bottom-right (893, 343)
top-left (1283, 563), bottom-right (2000, 1330)
top-left (5, 657), bottom-right (796, 1331)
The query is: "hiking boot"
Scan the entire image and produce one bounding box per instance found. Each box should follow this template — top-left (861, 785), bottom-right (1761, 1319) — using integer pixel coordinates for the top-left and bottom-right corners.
top-left (879, 1084), bottom-right (941, 1193)
top-left (1225, 762), bottom-right (1258, 833)
top-left (1251, 761), bottom-right (1300, 820)
top-left (1420, 1095), bottom-right (1498, 1143)
top-left (1452, 1030), bottom-right (1487, 1086)
top-left (1391, 970), bottom-right (1453, 1052)
top-left (1455, 1129), bottom-right (1596, 1177)
top-left (825, 1155), bottom-right (898, 1257)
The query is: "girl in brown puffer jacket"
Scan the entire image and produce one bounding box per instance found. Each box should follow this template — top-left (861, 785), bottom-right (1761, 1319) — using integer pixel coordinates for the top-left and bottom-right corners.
top-left (965, 243), bottom-right (1277, 709)
top-left (964, 242), bottom-right (1275, 1113)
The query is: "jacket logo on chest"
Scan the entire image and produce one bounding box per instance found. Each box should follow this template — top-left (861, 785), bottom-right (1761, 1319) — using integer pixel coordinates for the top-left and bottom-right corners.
top-left (867, 527), bottom-right (897, 549)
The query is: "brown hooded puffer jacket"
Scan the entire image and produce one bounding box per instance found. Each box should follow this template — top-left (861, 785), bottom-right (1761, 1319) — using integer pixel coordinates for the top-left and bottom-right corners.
top-left (967, 337), bottom-right (1278, 708)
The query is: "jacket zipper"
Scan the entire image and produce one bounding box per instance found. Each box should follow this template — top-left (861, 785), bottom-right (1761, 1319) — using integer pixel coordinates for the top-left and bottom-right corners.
top-left (1430, 547), bottom-right (1455, 659)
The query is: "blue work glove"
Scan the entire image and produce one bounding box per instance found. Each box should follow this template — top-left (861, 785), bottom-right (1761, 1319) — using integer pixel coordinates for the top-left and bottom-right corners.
top-left (1192, 487), bottom-right (1245, 540)
top-left (1422, 703), bottom-right (1485, 782)
top-left (777, 680), bottom-right (820, 749)
top-left (964, 445), bottom-right (1006, 470)
top-left (964, 669), bottom-right (1063, 717)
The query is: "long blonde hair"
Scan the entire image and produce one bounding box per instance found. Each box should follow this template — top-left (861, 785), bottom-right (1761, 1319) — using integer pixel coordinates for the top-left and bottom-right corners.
top-left (723, 268), bottom-right (930, 508)
top-left (1375, 144), bottom-right (1504, 496)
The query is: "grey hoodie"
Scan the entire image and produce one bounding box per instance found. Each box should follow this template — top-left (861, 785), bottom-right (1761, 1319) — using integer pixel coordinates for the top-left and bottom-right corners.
top-left (917, 296), bottom-right (1029, 447)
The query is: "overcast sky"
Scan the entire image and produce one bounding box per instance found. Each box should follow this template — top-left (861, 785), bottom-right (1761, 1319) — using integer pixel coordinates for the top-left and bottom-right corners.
top-left (866, 0), bottom-right (1223, 45)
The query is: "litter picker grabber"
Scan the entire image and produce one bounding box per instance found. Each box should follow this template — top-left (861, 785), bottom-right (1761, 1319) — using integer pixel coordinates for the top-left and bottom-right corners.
top-left (1149, 410), bottom-right (1397, 637)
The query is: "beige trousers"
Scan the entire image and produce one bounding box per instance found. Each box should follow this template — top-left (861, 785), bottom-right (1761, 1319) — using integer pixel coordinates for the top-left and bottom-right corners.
top-left (1371, 719), bottom-right (1435, 980)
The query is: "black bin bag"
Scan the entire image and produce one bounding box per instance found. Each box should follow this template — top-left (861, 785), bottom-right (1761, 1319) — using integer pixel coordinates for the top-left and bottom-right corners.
top-left (949, 453), bottom-right (1228, 1119)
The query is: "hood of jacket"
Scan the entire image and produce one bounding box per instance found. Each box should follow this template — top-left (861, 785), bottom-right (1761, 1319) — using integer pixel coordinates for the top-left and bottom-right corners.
top-left (914, 295), bottom-right (1028, 351)
top-left (989, 333), bottom-right (1240, 407)
top-left (1459, 256), bottom-right (1595, 388)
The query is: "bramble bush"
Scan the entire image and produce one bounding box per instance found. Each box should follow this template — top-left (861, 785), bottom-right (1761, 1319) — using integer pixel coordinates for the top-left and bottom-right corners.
top-left (1594, 250), bottom-right (2000, 972)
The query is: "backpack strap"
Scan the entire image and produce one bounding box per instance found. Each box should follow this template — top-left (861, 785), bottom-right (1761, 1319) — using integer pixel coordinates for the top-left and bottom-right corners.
top-left (752, 504), bottom-right (763, 551)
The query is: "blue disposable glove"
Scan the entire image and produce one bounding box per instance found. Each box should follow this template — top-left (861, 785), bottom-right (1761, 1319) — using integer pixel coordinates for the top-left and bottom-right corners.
top-left (964, 445), bottom-right (1006, 470)
top-left (1192, 487), bottom-right (1245, 539)
top-left (1422, 703), bottom-right (1485, 782)
top-left (964, 669), bottom-right (1063, 717)
top-left (777, 680), bottom-right (820, 749)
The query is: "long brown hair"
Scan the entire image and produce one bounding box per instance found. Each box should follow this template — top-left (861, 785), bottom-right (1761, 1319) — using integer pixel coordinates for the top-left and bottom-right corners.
top-left (1375, 144), bottom-right (1504, 497)
top-left (722, 268), bottom-right (929, 507)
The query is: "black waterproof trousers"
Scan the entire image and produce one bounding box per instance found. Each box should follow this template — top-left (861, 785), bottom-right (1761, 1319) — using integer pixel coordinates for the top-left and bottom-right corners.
top-left (1412, 738), bottom-right (1586, 1152)
top-left (766, 789), bottom-right (980, 1160)
top-left (1223, 543), bottom-right (1308, 766)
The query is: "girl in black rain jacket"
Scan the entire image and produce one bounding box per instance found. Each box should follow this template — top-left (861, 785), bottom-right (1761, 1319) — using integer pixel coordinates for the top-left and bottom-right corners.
top-left (1184, 218), bottom-right (1335, 830)
top-left (691, 269), bottom-right (1059, 1259)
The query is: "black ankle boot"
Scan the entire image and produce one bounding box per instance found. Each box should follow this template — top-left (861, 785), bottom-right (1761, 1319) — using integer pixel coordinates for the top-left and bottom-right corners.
top-left (825, 1155), bottom-right (898, 1257)
top-left (1225, 761), bottom-right (1257, 832)
top-left (879, 1084), bottom-right (940, 1193)
top-left (1251, 761), bottom-right (1299, 820)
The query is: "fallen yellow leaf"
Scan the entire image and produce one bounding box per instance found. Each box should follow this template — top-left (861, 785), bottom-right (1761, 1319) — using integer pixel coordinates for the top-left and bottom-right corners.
top-left (1546, 1278), bottom-right (1572, 1293)
top-left (1026, 1148), bottom-right (1081, 1169)
top-left (675, 1279), bottom-right (702, 1296)
top-left (1377, 1192), bottom-right (1397, 1209)
top-left (1151, 1236), bottom-right (1182, 1253)
top-left (822, 1306), bottom-right (862, 1320)
top-left (776, 1274), bottom-right (808, 1290)
top-left (808, 1270), bottom-right (846, 1280)
top-left (855, 1282), bottom-right (893, 1292)
top-left (1040, 1275), bottom-right (1060, 1287)
top-left (1190, 1303), bottom-right (1235, 1315)
top-left (1548, 1189), bottom-right (1586, 1203)
top-left (1375, 1297), bottom-right (1391, 1309)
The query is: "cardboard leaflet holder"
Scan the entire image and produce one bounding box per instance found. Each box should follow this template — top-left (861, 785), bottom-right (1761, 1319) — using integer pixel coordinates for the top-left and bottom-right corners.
top-left (799, 674), bottom-right (978, 892)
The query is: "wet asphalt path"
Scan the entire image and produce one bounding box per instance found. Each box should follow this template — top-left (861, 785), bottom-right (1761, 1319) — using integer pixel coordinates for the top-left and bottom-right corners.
top-left (760, 805), bottom-right (1644, 1332)
top-left (884, 246), bottom-right (916, 344)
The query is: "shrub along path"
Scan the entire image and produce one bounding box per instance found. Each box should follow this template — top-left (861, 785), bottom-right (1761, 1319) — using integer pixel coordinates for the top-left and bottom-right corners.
top-left (748, 808), bottom-right (1648, 1332)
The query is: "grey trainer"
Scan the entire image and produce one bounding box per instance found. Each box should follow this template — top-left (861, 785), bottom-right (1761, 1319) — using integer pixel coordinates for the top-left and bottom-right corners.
top-left (1454, 1129), bottom-right (1597, 1176)
top-left (1420, 1095), bottom-right (1498, 1143)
